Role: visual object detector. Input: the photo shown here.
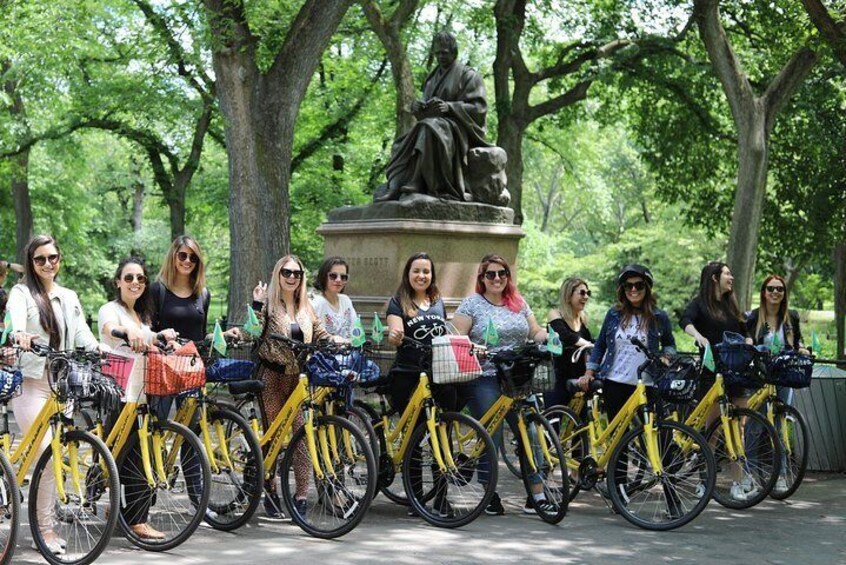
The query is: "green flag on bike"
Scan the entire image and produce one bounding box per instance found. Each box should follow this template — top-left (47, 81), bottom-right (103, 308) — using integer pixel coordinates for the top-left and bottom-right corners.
top-left (812, 330), bottom-right (821, 353)
top-left (244, 305), bottom-right (262, 338)
top-left (351, 316), bottom-right (366, 347)
top-left (212, 321), bottom-right (227, 356)
top-left (703, 342), bottom-right (715, 372)
top-left (0, 311), bottom-right (11, 346)
top-left (770, 331), bottom-right (782, 354)
top-left (547, 325), bottom-right (563, 355)
top-left (483, 317), bottom-right (500, 346)
top-left (371, 313), bottom-right (385, 344)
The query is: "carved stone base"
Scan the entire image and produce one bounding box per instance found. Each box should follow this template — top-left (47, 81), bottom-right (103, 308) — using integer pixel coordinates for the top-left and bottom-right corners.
top-left (328, 193), bottom-right (514, 224)
top-left (316, 218), bottom-right (525, 320)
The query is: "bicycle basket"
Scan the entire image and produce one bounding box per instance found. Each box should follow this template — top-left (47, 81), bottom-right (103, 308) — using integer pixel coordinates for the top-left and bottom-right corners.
top-left (656, 357), bottom-right (698, 404)
top-left (715, 331), bottom-right (756, 372)
top-left (306, 351), bottom-right (355, 388)
top-left (767, 351), bottom-right (813, 389)
top-left (206, 358), bottom-right (256, 383)
top-left (430, 336), bottom-right (482, 384)
top-left (100, 353), bottom-right (135, 392)
top-left (49, 357), bottom-right (99, 401)
top-left (0, 368), bottom-right (22, 401)
top-left (145, 342), bottom-right (206, 396)
top-left (493, 346), bottom-right (547, 398)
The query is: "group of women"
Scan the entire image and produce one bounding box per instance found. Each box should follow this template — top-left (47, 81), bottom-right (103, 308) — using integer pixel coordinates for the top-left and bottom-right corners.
top-left (1, 232), bottom-right (808, 554)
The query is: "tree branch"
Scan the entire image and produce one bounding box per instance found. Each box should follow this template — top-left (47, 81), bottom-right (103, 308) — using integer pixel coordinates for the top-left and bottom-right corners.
top-left (763, 47), bottom-right (817, 130)
top-left (526, 80), bottom-right (592, 122)
top-left (802, 0), bottom-right (846, 67)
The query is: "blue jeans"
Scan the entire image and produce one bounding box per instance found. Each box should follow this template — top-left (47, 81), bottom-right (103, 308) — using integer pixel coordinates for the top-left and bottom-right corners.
top-left (458, 376), bottom-right (542, 486)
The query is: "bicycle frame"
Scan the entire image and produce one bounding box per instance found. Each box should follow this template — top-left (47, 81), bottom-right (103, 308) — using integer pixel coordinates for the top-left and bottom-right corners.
top-left (477, 395), bottom-right (551, 475)
top-left (673, 374), bottom-right (746, 462)
top-left (746, 384), bottom-right (791, 457)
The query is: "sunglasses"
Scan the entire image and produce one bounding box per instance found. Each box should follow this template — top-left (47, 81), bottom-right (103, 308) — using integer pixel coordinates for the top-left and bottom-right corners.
top-left (483, 269), bottom-right (510, 280)
top-left (281, 268), bottom-right (304, 280)
top-left (33, 254), bottom-right (60, 267)
top-left (623, 281), bottom-right (646, 292)
top-left (176, 251), bottom-right (199, 264)
top-left (122, 273), bottom-right (148, 284)
top-left (328, 272), bottom-right (349, 282)
top-left (765, 285), bottom-right (785, 294)
top-left (575, 289), bottom-right (592, 298)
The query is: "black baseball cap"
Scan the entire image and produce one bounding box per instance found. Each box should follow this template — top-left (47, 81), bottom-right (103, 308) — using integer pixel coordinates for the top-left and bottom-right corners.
top-left (618, 264), bottom-right (654, 287)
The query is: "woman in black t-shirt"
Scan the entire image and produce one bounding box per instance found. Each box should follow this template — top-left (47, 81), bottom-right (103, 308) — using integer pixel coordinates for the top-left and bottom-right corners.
top-left (545, 277), bottom-right (594, 408)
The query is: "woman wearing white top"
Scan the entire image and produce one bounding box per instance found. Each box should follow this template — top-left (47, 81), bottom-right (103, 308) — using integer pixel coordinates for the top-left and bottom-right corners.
top-left (311, 257), bottom-right (357, 339)
top-left (7, 234), bottom-right (103, 554)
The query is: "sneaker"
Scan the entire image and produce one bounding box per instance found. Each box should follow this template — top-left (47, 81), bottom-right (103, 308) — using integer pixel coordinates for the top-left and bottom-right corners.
top-left (533, 499), bottom-right (559, 515)
top-left (293, 498), bottom-right (307, 516)
top-left (740, 476), bottom-right (755, 493)
top-left (774, 477), bottom-right (789, 492)
top-left (522, 496), bottom-right (537, 514)
top-left (434, 497), bottom-right (455, 519)
top-left (729, 482), bottom-right (747, 501)
top-left (694, 483), bottom-right (707, 499)
top-left (32, 532), bottom-right (67, 555)
top-left (485, 492), bottom-right (505, 516)
top-left (262, 491), bottom-right (288, 521)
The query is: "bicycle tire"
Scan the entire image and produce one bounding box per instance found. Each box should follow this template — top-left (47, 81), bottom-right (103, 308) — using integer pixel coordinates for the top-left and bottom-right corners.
top-left (0, 450), bottom-right (18, 565)
top-left (517, 412), bottom-right (569, 524)
top-left (345, 404), bottom-right (381, 462)
top-left (201, 406), bottom-right (264, 530)
top-left (117, 420), bottom-right (211, 551)
top-left (403, 411), bottom-right (497, 528)
top-left (29, 429), bottom-right (119, 565)
top-left (278, 415), bottom-right (377, 539)
top-left (542, 404), bottom-right (585, 502)
top-left (607, 420), bottom-right (715, 531)
top-left (706, 407), bottom-right (782, 509)
top-left (769, 403), bottom-right (808, 500)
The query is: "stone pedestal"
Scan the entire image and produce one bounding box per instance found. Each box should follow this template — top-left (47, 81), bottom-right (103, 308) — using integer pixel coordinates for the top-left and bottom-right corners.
top-left (317, 218), bottom-right (525, 319)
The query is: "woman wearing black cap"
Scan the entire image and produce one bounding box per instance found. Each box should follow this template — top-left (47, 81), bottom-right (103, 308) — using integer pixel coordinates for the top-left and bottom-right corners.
top-left (583, 265), bottom-right (676, 422)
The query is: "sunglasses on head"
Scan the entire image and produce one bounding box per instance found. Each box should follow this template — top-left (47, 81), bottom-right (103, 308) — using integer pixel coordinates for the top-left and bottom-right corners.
top-left (176, 251), bottom-right (199, 264)
top-left (33, 254), bottom-right (60, 267)
top-left (122, 273), bottom-right (147, 284)
top-left (575, 289), bottom-right (592, 298)
top-left (623, 281), bottom-right (646, 292)
top-left (765, 285), bottom-right (785, 294)
top-left (328, 272), bottom-right (349, 282)
top-left (483, 269), bottom-right (509, 280)
top-left (281, 268), bottom-right (304, 280)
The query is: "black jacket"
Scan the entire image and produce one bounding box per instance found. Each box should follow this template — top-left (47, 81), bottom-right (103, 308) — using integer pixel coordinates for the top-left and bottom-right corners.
top-left (745, 308), bottom-right (803, 350)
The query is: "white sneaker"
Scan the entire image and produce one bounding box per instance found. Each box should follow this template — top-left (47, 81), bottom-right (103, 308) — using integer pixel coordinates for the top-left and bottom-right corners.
top-left (740, 476), bottom-right (755, 493)
top-left (729, 482), bottom-right (747, 501)
top-left (775, 477), bottom-right (789, 492)
top-left (694, 483), bottom-right (707, 499)
top-left (32, 537), bottom-right (67, 555)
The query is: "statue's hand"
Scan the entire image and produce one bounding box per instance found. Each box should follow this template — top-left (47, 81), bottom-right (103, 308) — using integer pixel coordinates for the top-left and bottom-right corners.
top-left (429, 99), bottom-right (448, 115)
top-left (411, 100), bottom-right (425, 113)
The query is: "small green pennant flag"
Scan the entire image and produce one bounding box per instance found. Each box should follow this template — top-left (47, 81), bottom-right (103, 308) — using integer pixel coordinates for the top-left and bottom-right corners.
top-left (769, 331), bottom-right (782, 354)
top-left (212, 321), bottom-right (227, 356)
top-left (244, 305), bottom-right (262, 338)
top-left (351, 316), bottom-right (366, 347)
top-left (371, 313), bottom-right (385, 344)
top-left (546, 325), bottom-right (563, 355)
top-left (703, 342), bottom-right (716, 372)
top-left (812, 330), bottom-right (821, 353)
top-left (0, 311), bottom-right (12, 346)
top-left (483, 318), bottom-right (500, 346)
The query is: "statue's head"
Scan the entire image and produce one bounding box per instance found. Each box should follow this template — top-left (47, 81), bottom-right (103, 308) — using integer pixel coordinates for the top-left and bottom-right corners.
top-left (433, 31), bottom-right (458, 68)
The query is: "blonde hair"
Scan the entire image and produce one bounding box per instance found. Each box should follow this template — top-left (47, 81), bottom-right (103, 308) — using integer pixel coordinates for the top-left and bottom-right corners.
top-left (267, 255), bottom-right (313, 319)
top-left (157, 236), bottom-right (206, 297)
top-left (558, 277), bottom-right (589, 325)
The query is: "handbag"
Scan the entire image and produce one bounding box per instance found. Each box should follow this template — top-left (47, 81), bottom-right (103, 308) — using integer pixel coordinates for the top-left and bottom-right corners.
top-left (430, 335), bottom-right (482, 384)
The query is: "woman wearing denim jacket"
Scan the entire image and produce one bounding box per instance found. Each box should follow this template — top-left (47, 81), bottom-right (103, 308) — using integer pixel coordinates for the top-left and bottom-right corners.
top-left (582, 265), bottom-right (676, 422)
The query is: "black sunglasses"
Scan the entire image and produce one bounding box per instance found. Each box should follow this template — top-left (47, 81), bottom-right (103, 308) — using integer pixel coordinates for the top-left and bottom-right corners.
top-left (281, 268), bottom-right (304, 280)
top-left (328, 272), bottom-right (349, 282)
top-left (575, 289), bottom-right (592, 297)
top-left (122, 274), bottom-right (148, 284)
top-left (765, 285), bottom-right (785, 294)
top-left (176, 251), bottom-right (199, 264)
top-left (483, 269), bottom-right (509, 280)
top-left (623, 281), bottom-right (646, 292)
top-left (33, 254), bottom-right (60, 267)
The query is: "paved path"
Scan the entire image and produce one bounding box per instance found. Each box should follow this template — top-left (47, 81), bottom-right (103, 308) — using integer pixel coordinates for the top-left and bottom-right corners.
top-left (12, 472), bottom-right (846, 564)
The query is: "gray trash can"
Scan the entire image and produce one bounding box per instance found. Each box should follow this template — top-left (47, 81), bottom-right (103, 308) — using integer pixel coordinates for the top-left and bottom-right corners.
top-left (793, 365), bottom-right (846, 472)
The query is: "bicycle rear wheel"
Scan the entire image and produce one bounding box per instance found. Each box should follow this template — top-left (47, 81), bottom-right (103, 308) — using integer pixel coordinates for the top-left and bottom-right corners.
top-left (542, 404), bottom-right (585, 502)
top-left (403, 411), bottom-right (497, 528)
top-left (769, 403), bottom-right (808, 500)
top-left (517, 412), bottom-right (568, 524)
top-left (607, 420), bottom-right (715, 531)
top-left (117, 420), bottom-right (211, 551)
top-left (371, 408), bottom-right (410, 505)
top-left (706, 407), bottom-right (781, 509)
top-left (277, 415), bottom-right (376, 539)
top-left (29, 429), bottom-right (119, 565)
top-left (0, 450), bottom-right (19, 565)
top-left (202, 406), bottom-right (264, 530)
top-left (499, 418), bottom-right (522, 479)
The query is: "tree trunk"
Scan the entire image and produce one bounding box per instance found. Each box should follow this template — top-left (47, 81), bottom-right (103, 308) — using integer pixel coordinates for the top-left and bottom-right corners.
top-left (835, 240), bottom-right (846, 360)
top-left (727, 105), bottom-right (769, 309)
top-left (131, 179), bottom-right (144, 234)
top-left (497, 116), bottom-right (525, 224)
top-left (10, 150), bottom-right (32, 261)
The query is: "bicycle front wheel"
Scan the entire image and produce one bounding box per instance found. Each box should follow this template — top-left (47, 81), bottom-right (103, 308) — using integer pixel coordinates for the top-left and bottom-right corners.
top-left (517, 412), bottom-right (569, 524)
top-left (769, 403), bottom-right (808, 500)
top-left (0, 450), bottom-right (18, 565)
top-left (277, 415), bottom-right (377, 539)
top-left (403, 411), bottom-right (497, 528)
top-left (117, 420), bottom-right (211, 551)
top-left (706, 407), bottom-right (781, 509)
top-left (607, 420), bottom-right (715, 531)
top-left (29, 429), bottom-right (119, 565)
